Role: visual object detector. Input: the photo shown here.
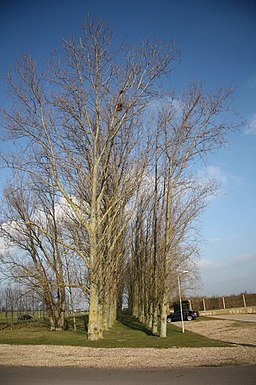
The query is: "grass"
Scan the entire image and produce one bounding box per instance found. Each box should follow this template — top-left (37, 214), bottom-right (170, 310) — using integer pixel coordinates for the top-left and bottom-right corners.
top-left (0, 314), bottom-right (230, 348)
top-left (0, 311), bottom-right (45, 324)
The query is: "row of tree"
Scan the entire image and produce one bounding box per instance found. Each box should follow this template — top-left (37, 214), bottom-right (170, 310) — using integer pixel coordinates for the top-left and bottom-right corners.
top-left (0, 285), bottom-right (43, 316)
top-left (0, 283), bottom-right (81, 328)
top-left (0, 17), bottom-right (234, 340)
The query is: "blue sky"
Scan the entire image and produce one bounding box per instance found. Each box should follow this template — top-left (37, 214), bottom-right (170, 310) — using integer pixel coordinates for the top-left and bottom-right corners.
top-left (0, 0), bottom-right (255, 296)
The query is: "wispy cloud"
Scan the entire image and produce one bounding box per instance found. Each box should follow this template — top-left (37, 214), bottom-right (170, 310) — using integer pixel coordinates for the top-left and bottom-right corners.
top-left (231, 175), bottom-right (245, 186)
top-left (198, 165), bottom-right (227, 191)
top-left (234, 253), bottom-right (256, 263)
top-left (208, 237), bottom-right (222, 243)
top-left (198, 251), bottom-right (256, 271)
top-left (206, 166), bottom-right (227, 184)
top-left (248, 75), bottom-right (256, 89)
top-left (197, 258), bottom-right (220, 269)
top-left (199, 165), bottom-right (244, 190)
top-left (245, 114), bottom-right (256, 135)
top-left (0, 236), bottom-right (11, 258)
top-left (208, 234), bottom-right (239, 244)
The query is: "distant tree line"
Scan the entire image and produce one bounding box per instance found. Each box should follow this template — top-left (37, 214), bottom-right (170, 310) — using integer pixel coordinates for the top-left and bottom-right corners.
top-left (0, 17), bottom-right (235, 340)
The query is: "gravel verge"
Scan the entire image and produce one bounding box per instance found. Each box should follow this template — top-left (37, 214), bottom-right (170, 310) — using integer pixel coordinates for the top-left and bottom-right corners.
top-left (184, 318), bottom-right (256, 347)
top-left (0, 344), bottom-right (256, 368)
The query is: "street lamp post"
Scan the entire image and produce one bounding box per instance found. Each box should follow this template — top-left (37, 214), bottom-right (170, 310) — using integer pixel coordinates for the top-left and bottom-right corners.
top-left (177, 270), bottom-right (189, 333)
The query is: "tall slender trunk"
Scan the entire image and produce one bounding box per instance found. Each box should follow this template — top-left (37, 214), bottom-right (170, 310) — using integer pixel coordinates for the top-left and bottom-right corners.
top-left (69, 287), bottom-right (77, 331)
top-left (159, 160), bottom-right (173, 338)
top-left (160, 293), bottom-right (168, 338)
top-left (152, 140), bottom-right (159, 335)
top-left (88, 156), bottom-right (101, 341)
top-left (88, 281), bottom-right (99, 341)
top-left (56, 287), bottom-right (66, 331)
top-left (152, 305), bottom-right (159, 335)
top-left (97, 301), bottom-right (104, 339)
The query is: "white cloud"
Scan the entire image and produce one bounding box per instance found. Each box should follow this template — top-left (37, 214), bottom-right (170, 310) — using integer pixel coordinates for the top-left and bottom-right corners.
top-left (234, 253), bottom-right (256, 263)
top-left (197, 258), bottom-right (219, 269)
top-left (197, 251), bottom-right (256, 295)
top-left (208, 234), bottom-right (239, 244)
top-left (232, 175), bottom-right (245, 186)
top-left (0, 236), bottom-right (10, 258)
top-left (198, 251), bottom-right (256, 272)
top-left (245, 114), bottom-right (256, 135)
top-left (208, 237), bottom-right (222, 243)
top-left (248, 75), bottom-right (256, 89)
top-left (197, 166), bottom-right (227, 198)
top-left (198, 165), bottom-right (227, 185)
top-left (206, 166), bottom-right (227, 184)
top-left (199, 165), bottom-right (244, 192)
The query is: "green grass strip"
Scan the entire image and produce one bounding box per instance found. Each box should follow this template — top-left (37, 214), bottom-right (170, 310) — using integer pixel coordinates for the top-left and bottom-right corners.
top-left (0, 315), bottom-right (230, 348)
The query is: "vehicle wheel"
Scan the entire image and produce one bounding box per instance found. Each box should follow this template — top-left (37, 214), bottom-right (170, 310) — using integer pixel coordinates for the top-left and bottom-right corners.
top-left (187, 315), bottom-right (193, 321)
top-left (167, 318), bottom-right (172, 323)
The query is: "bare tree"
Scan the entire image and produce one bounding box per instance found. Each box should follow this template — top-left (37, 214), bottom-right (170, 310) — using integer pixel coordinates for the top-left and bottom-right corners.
top-left (155, 84), bottom-right (234, 337)
top-left (126, 82), bottom-right (234, 337)
top-left (1, 16), bottom-right (236, 341)
top-left (1, 17), bottom-right (177, 340)
top-left (0, 180), bottom-right (69, 330)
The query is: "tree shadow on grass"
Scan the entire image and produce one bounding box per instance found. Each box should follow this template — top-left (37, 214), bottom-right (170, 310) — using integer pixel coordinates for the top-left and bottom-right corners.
top-left (118, 315), bottom-right (154, 336)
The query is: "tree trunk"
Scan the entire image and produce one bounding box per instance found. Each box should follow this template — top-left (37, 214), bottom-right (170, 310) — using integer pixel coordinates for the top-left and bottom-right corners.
top-left (97, 301), bottom-right (104, 339)
top-left (160, 294), bottom-right (168, 338)
top-left (152, 305), bottom-right (159, 335)
top-left (88, 282), bottom-right (99, 341)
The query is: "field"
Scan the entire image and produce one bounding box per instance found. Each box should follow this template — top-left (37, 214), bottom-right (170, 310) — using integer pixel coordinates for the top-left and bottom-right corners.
top-left (0, 310), bottom-right (45, 324)
top-left (0, 314), bottom-right (229, 348)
